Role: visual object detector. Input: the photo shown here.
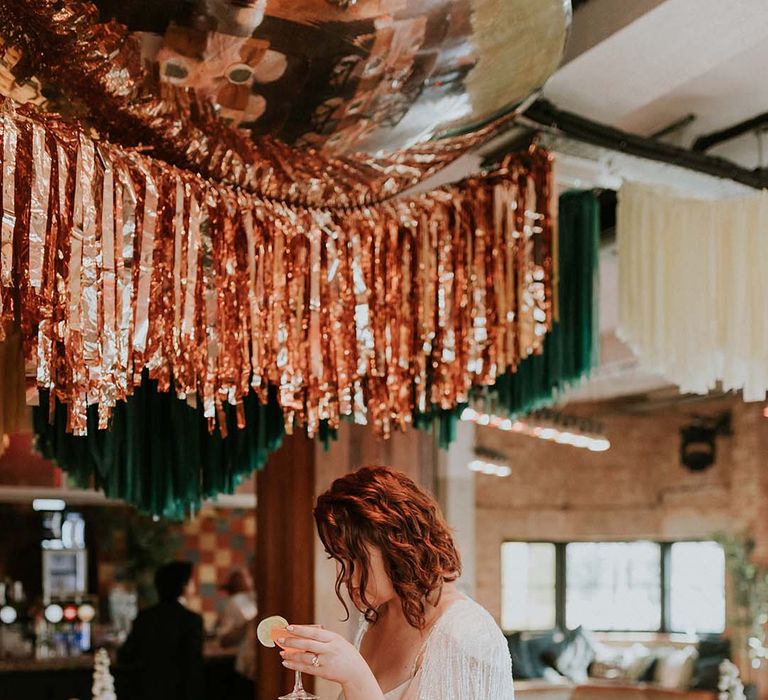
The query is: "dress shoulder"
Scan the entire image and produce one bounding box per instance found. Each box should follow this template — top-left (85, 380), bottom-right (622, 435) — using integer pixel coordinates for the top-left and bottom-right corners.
top-left (415, 598), bottom-right (514, 700)
top-left (429, 598), bottom-right (508, 659)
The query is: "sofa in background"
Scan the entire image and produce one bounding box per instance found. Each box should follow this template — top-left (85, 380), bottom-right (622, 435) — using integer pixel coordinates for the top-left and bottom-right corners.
top-left (515, 680), bottom-right (717, 700)
top-left (507, 629), bottom-right (729, 700)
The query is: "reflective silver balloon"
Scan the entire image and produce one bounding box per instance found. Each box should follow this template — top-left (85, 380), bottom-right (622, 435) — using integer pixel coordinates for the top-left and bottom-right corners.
top-left (93, 0), bottom-right (571, 154)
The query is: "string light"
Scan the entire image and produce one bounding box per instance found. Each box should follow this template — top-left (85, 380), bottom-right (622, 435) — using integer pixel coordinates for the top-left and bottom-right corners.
top-left (0, 606), bottom-right (17, 624)
top-left (468, 459), bottom-right (512, 478)
top-left (44, 604), bottom-right (64, 624)
top-left (461, 407), bottom-right (611, 452)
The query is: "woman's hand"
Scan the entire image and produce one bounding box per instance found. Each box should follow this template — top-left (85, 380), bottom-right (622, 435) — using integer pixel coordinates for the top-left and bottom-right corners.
top-left (279, 625), bottom-right (384, 700)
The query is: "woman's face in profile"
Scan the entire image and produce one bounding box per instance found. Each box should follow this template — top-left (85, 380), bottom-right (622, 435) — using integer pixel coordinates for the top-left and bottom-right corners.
top-left (346, 544), bottom-right (396, 612)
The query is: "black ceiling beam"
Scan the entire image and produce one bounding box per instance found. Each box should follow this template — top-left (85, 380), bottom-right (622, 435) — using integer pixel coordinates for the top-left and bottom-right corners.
top-left (483, 99), bottom-right (768, 190)
top-left (691, 111), bottom-right (768, 152)
top-left (651, 113), bottom-right (696, 140)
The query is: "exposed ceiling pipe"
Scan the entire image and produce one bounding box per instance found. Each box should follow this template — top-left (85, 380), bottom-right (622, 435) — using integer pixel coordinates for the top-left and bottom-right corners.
top-left (483, 99), bottom-right (768, 190)
top-left (692, 110), bottom-right (768, 153)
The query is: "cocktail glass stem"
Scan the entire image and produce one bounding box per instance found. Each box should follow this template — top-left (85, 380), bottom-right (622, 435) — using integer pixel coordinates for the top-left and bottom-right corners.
top-left (278, 669), bottom-right (318, 699)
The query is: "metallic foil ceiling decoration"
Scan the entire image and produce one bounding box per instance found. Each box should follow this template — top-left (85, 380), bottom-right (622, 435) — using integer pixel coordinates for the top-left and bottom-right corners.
top-left (0, 1), bottom-right (563, 461)
top-left (3, 0), bottom-right (570, 157)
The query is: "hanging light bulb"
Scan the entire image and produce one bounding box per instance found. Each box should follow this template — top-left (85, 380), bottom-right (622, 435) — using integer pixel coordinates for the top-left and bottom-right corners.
top-left (461, 408), bottom-right (611, 452)
top-left (588, 438), bottom-right (611, 452)
top-left (468, 454), bottom-right (513, 478)
top-left (461, 407), bottom-right (477, 421)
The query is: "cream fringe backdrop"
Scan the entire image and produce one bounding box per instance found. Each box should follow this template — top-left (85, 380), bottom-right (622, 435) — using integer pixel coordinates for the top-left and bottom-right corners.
top-left (618, 182), bottom-right (768, 402)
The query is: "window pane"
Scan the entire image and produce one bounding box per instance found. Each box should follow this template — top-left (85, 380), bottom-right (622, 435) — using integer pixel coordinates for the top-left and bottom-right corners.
top-left (566, 542), bottom-right (661, 631)
top-left (501, 542), bottom-right (556, 631)
top-left (670, 541), bottom-right (725, 634)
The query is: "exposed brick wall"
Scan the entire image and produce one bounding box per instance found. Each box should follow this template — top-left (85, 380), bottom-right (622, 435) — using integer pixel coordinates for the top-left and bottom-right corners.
top-left (474, 395), bottom-right (768, 623)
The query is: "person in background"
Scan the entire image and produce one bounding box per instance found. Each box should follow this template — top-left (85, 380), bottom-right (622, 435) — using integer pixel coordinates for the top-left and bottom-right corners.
top-left (118, 560), bottom-right (204, 700)
top-left (217, 567), bottom-right (257, 698)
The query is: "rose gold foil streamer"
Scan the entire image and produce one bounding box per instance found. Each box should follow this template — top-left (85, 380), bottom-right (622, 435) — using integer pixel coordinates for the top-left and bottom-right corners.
top-left (251, 207), bottom-right (269, 402)
top-left (435, 199), bottom-right (455, 405)
top-left (397, 213), bottom-right (413, 415)
top-left (70, 137), bottom-right (88, 338)
top-left (270, 214), bottom-right (288, 414)
top-left (63, 137), bottom-right (91, 433)
top-left (414, 210), bottom-right (430, 413)
top-left (34, 134), bottom-right (65, 390)
top-left (241, 203), bottom-right (260, 389)
top-left (29, 122), bottom-right (51, 292)
top-left (200, 189), bottom-right (219, 420)
top-left (469, 188), bottom-right (488, 383)
top-left (385, 217), bottom-right (404, 432)
top-left (349, 223), bottom-right (371, 425)
top-left (172, 177), bottom-right (185, 363)
top-left (182, 193), bottom-right (200, 341)
top-left (1, 111), bottom-right (18, 290)
top-left (133, 164), bottom-right (158, 361)
top-left (80, 137), bottom-right (101, 406)
top-left (222, 195), bottom-right (244, 408)
top-left (494, 181), bottom-right (516, 371)
top-left (98, 150), bottom-right (116, 427)
top-left (38, 141), bottom-right (73, 391)
top-left (282, 206), bottom-right (308, 431)
top-left (324, 223), bottom-right (349, 418)
top-left (115, 165), bottom-right (137, 401)
top-left (145, 173), bottom-right (175, 389)
top-left (217, 193), bottom-right (247, 408)
top-left (307, 220), bottom-right (323, 435)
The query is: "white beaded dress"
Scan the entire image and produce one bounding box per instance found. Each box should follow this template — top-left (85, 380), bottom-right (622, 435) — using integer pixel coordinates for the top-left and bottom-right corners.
top-left (344, 597), bottom-right (514, 700)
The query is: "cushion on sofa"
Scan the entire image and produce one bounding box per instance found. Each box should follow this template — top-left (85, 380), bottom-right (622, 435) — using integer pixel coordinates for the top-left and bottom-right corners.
top-left (623, 644), bottom-right (657, 682)
top-left (690, 657), bottom-right (721, 692)
top-left (508, 632), bottom-right (538, 680)
top-left (654, 645), bottom-right (699, 690)
top-left (638, 657), bottom-right (660, 683)
top-left (506, 630), bottom-right (567, 679)
top-left (691, 637), bottom-right (731, 690)
top-left (531, 630), bottom-right (567, 676)
top-left (555, 627), bottom-right (597, 683)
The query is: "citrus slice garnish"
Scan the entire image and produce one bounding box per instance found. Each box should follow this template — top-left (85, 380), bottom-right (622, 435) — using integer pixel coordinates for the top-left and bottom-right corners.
top-left (257, 614), bottom-right (289, 648)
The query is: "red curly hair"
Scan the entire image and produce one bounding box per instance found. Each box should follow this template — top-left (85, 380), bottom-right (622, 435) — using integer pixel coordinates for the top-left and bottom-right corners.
top-left (314, 466), bottom-right (461, 630)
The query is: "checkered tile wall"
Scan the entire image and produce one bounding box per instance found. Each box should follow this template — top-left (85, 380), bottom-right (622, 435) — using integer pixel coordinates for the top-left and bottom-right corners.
top-left (177, 505), bottom-right (256, 629)
top-left (96, 505), bottom-right (256, 632)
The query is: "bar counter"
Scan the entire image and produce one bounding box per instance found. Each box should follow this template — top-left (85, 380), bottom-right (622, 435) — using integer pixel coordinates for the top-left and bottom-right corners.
top-left (0, 643), bottom-right (239, 700)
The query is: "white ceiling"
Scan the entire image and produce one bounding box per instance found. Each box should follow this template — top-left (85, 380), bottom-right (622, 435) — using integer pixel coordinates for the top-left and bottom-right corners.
top-left (546, 0), bottom-right (768, 169)
top-left (534, 0), bottom-right (768, 403)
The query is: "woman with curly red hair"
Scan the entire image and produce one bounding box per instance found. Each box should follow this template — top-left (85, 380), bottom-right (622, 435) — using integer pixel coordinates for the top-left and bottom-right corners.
top-left (277, 466), bottom-right (514, 700)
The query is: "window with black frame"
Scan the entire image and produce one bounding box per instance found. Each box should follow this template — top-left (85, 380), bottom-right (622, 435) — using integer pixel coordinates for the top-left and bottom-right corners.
top-left (501, 540), bottom-right (726, 634)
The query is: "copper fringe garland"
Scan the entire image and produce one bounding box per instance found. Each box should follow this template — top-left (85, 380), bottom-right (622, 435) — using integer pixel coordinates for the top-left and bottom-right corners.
top-left (0, 102), bottom-right (554, 439)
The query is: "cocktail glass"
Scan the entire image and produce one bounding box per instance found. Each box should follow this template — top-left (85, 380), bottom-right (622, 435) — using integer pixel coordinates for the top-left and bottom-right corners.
top-left (271, 625), bottom-right (320, 700)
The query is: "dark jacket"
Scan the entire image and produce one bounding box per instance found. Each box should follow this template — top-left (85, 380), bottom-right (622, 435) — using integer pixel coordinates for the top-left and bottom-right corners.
top-left (118, 601), bottom-right (205, 700)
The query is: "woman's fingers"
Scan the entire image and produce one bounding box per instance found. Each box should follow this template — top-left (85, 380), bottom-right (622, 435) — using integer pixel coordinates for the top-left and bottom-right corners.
top-left (286, 624), bottom-right (334, 642)
top-left (279, 637), bottom-right (323, 654)
top-left (283, 651), bottom-right (319, 667)
top-left (282, 656), bottom-right (321, 677)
